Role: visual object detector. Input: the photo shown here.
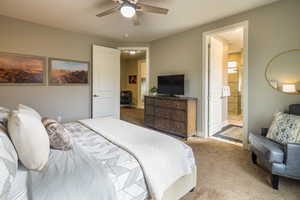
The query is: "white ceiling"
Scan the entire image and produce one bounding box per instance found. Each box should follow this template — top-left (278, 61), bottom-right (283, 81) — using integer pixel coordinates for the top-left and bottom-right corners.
top-left (0, 0), bottom-right (278, 43)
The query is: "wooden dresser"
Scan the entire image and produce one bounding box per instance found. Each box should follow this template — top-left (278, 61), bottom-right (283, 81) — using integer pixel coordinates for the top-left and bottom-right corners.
top-left (144, 95), bottom-right (197, 138)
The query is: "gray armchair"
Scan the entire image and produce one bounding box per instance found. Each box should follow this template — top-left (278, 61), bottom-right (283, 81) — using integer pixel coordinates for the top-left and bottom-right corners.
top-left (249, 104), bottom-right (300, 190)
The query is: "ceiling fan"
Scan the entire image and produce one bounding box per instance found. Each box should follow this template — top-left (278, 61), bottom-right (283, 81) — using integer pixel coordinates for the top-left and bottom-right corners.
top-left (96, 0), bottom-right (169, 25)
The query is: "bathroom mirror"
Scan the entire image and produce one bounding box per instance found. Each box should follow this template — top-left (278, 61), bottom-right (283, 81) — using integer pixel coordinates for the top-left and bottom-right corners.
top-left (266, 49), bottom-right (300, 94)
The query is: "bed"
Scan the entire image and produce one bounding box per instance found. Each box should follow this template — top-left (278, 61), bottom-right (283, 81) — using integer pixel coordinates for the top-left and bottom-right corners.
top-left (7, 118), bottom-right (197, 200)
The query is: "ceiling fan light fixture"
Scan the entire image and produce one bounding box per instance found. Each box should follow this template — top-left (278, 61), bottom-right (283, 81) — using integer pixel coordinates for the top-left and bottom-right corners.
top-left (129, 50), bottom-right (136, 55)
top-left (120, 3), bottom-right (136, 18)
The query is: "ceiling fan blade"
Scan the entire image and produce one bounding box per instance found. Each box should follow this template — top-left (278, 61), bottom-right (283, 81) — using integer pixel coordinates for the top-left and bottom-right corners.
top-left (94, 0), bottom-right (115, 9)
top-left (96, 6), bottom-right (120, 18)
top-left (132, 14), bottom-right (140, 26)
top-left (137, 3), bottom-right (168, 15)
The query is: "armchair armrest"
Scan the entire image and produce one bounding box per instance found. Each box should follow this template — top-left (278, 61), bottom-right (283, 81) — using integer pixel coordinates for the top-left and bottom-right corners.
top-left (284, 143), bottom-right (300, 176)
top-left (249, 133), bottom-right (284, 163)
top-left (261, 128), bottom-right (269, 137)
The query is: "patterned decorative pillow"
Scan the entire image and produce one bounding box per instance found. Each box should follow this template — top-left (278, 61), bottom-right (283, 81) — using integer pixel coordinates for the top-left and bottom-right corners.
top-left (42, 118), bottom-right (73, 151)
top-left (267, 112), bottom-right (300, 144)
top-left (0, 107), bottom-right (10, 130)
top-left (0, 127), bottom-right (18, 199)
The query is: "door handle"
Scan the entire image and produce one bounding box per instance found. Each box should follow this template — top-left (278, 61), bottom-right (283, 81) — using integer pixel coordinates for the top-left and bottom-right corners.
top-left (93, 94), bottom-right (100, 97)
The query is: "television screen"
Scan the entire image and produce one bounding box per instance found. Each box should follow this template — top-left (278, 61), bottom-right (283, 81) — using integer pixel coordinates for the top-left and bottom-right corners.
top-left (158, 75), bottom-right (184, 95)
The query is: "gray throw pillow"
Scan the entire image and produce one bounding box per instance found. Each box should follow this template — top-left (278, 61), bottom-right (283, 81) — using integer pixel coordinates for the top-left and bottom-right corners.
top-left (0, 128), bottom-right (18, 199)
top-left (42, 118), bottom-right (73, 151)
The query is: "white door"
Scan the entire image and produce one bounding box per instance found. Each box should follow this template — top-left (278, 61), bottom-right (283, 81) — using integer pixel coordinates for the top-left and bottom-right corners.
top-left (209, 37), bottom-right (224, 136)
top-left (92, 45), bottom-right (120, 119)
top-left (137, 60), bottom-right (147, 108)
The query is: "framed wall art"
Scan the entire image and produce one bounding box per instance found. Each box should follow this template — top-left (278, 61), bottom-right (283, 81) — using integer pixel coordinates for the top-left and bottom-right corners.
top-left (48, 58), bottom-right (89, 85)
top-left (129, 75), bottom-right (137, 84)
top-left (0, 52), bottom-right (46, 85)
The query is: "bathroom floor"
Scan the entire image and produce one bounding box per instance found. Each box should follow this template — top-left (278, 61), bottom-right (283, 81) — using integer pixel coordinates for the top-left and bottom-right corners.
top-left (213, 125), bottom-right (243, 143)
top-left (228, 114), bottom-right (243, 127)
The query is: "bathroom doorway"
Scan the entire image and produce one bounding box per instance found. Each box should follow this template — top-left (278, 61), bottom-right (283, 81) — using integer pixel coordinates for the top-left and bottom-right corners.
top-left (202, 21), bottom-right (248, 147)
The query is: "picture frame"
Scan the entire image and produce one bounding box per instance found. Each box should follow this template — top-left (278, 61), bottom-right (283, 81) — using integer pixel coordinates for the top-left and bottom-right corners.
top-left (48, 58), bottom-right (89, 85)
top-left (0, 52), bottom-right (47, 85)
top-left (129, 75), bottom-right (137, 84)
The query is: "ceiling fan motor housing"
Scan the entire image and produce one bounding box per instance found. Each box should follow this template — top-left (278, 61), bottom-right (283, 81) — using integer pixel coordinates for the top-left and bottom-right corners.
top-left (114, 0), bottom-right (138, 5)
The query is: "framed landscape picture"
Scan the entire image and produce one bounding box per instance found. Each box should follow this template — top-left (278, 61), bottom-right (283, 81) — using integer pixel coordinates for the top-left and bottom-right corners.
top-left (49, 58), bottom-right (89, 85)
top-left (0, 52), bottom-right (46, 85)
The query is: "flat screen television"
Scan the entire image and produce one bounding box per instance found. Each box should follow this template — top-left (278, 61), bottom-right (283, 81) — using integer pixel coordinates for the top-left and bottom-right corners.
top-left (158, 75), bottom-right (184, 96)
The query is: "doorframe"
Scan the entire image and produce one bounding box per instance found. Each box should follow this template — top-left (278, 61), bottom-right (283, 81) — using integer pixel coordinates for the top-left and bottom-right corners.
top-left (118, 46), bottom-right (150, 107)
top-left (202, 21), bottom-right (249, 149)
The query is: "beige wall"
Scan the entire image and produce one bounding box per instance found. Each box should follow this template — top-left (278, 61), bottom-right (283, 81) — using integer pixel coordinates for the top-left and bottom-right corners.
top-left (0, 15), bottom-right (116, 122)
top-left (150, 0), bottom-right (300, 135)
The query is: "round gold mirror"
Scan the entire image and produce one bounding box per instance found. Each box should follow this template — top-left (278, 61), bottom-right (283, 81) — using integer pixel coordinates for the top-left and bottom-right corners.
top-left (266, 49), bottom-right (300, 94)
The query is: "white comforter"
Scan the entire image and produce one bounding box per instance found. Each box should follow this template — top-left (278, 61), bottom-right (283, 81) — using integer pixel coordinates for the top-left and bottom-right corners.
top-left (80, 118), bottom-right (196, 200)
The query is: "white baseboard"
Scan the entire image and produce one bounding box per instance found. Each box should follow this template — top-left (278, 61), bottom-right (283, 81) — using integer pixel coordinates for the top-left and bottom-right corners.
top-left (222, 120), bottom-right (229, 128)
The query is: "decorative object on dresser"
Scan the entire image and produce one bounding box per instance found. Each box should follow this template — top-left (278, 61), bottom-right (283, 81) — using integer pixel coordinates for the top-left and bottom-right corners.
top-left (144, 95), bottom-right (197, 138)
top-left (149, 86), bottom-right (158, 96)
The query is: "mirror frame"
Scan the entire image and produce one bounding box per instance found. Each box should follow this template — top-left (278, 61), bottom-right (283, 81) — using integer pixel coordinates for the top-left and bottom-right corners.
top-left (265, 49), bottom-right (300, 95)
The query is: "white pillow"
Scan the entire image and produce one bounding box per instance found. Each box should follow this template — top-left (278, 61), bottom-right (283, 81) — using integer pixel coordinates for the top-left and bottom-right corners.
top-left (8, 110), bottom-right (49, 171)
top-left (18, 104), bottom-right (42, 120)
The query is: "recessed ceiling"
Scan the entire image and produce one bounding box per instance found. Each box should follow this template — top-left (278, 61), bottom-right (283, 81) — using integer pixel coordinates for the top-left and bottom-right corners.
top-left (121, 50), bottom-right (146, 60)
top-left (0, 0), bottom-right (278, 43)
top-left (216, 28), bottom-right (244, 53)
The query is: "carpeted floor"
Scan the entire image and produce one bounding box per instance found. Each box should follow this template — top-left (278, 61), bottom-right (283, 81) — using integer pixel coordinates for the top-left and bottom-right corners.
top-left (182, 138), bottom-right (300, 200)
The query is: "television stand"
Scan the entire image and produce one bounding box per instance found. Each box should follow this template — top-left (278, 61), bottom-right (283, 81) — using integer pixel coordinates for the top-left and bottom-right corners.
top-left (144, 95), bottom-right (197, 138)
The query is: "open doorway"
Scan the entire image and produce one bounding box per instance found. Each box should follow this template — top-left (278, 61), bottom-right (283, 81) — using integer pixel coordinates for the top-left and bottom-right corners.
top-left (119, 48), bottom-right (149, 126)
top-left (202, 22), bottom-right (248, 146)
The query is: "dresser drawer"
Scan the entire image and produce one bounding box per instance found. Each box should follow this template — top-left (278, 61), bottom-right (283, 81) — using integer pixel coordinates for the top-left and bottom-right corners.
top-left (155, 118), bottom-right (170, 131)
top-left (155, 107), bottom-right (172, 119)
top-left (145, 105), bottom-right (155, 115)
top-left (170, 121), bottom-right (186, 135)
top-left (145, 97), bottom-right (155, 105)
top-left (144, 115), bottom-right (155, 127)
top-left (172, 100), bottom-right (187, 110)
top-left (171, 110), bottom-right (186, 122)
top-left (156, 99), bottom-right (187, 110)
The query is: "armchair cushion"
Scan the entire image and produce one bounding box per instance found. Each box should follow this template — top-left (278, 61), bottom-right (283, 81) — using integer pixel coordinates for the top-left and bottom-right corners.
top-left (249, 133), bottom-right (284, 164)
top-left (267, 112), bottom-right (300, 145)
